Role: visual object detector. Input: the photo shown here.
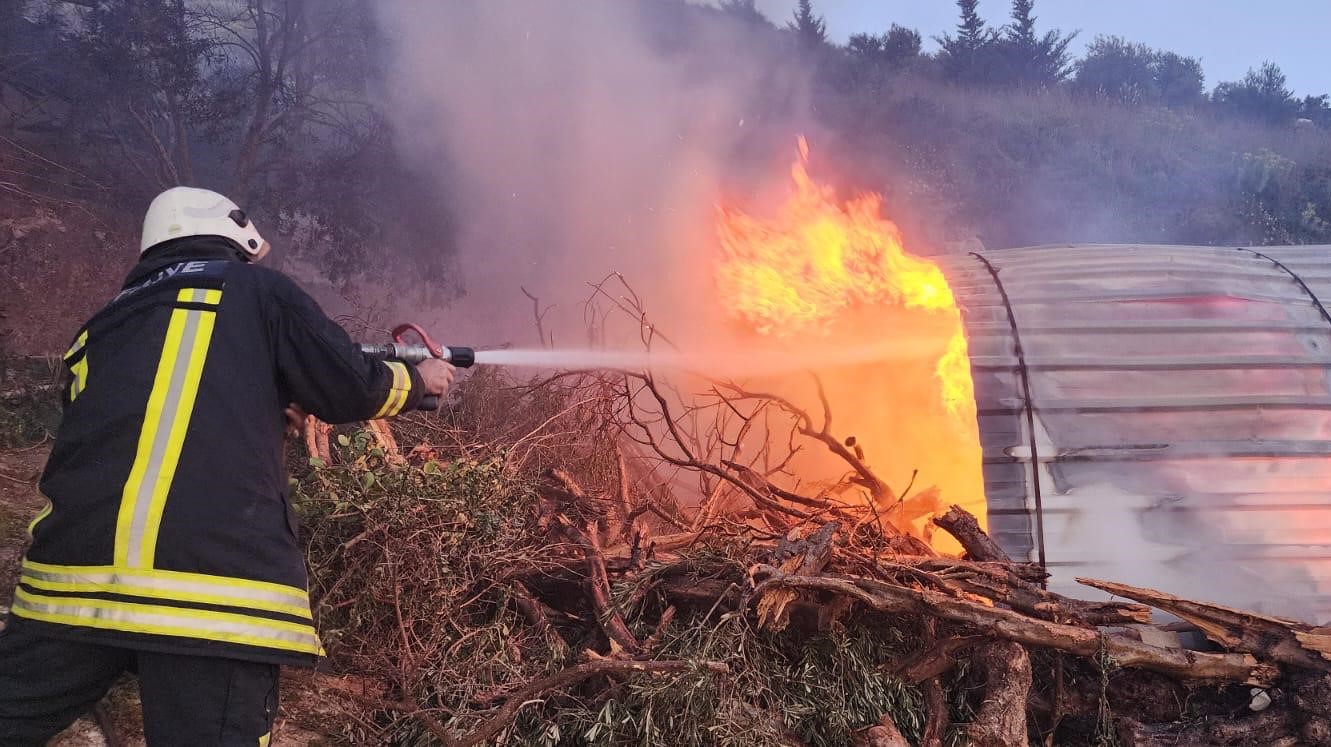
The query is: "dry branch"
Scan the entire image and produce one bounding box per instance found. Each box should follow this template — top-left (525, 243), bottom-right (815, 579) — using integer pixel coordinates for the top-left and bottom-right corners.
top-left (297, 285), bottom-right (1331, 744)
top-left (892, 635), bottom-right (984, 684)
top-left (510, 581), bottom-right (570, 658)
top-left (750, 566), bottom-right (1277, 685)
top-left (933, 504), bottom-right (1010, 562)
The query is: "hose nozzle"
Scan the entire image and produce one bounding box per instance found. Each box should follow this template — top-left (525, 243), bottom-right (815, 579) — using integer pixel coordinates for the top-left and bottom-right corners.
top-left (443, 346), bottom-right (475, 368)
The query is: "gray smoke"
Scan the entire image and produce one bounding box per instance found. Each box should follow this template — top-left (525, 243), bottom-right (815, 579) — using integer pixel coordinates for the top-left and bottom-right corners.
top-left (373, 0), bottom-right (810, 346)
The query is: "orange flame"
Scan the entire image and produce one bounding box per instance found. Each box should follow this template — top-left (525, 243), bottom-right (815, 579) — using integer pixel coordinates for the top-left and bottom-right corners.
top-left (717, 137), bottom-right (955, 329)
top-left (714, 137), bottom-right (985, 552)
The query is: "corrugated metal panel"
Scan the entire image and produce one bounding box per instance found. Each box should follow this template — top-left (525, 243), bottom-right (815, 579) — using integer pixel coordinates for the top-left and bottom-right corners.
top-left (940, 244), bottom-right (1331, 623)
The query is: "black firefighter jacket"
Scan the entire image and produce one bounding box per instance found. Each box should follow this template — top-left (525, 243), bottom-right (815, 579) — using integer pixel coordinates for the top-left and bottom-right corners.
top-left (13, 237), bottom-right (425, 666)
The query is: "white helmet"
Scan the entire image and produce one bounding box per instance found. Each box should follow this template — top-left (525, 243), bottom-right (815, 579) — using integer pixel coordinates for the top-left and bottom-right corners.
top-left (140, 187), bottom-right (269, 261)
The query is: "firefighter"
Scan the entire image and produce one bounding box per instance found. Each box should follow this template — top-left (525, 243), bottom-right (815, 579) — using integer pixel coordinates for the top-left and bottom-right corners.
top-left (0, 187), bottom-right (454, 745)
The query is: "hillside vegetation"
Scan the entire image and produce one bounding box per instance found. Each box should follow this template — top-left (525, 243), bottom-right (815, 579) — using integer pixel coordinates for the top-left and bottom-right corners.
top-left (3, 0), bottom-right (1330, 355)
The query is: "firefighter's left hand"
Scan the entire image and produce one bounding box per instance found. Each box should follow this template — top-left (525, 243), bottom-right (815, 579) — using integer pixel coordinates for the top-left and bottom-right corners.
top-left (284, 404), bottom-right (308, 439)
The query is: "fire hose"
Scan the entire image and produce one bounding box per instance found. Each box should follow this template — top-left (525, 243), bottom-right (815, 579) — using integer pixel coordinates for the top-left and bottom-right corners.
top-left (358, 323), bottom-right (475, 411)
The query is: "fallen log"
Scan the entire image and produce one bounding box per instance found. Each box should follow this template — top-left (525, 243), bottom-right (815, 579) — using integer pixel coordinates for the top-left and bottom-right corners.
top-left (1080, 578), bottom-right (1331, 673)
top-left (750, 566), bottom-right (1277, 685)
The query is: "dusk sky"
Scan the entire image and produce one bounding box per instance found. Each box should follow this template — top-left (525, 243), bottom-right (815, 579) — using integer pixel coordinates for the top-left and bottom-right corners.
top-left (751, 1), bottom-right (1331, 96)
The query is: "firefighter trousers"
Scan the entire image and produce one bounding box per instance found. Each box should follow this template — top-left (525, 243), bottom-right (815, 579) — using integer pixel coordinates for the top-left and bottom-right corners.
top-left (0, 622), bottom-right (278, 746)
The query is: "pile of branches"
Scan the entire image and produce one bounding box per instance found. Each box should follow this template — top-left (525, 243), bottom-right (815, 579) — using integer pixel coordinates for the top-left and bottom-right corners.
top-left (296, 386), bottom-right (1331, 745)
top-left (296, 282), bottom-right (1331, 745)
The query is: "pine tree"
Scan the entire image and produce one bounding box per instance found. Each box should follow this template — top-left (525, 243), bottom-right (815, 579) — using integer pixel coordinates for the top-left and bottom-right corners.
top-left (956, 0), bottom-right (988, 48)
top-left (936, 0), bottom-right (998, 83)
top-left (788, 0), bottom-right (827, 47)
top-left (1008, 0), bottom-right (1037, 51)
top-left (1000, 0), bottom-right (1075, 86)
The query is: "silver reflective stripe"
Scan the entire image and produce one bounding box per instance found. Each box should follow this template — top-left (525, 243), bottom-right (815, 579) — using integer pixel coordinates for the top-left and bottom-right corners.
top-left (115, 286), bottom-right (222, 568)
top-left (20, 563), bottom-right (310, 618)
top-left (124, 308), bottom-right (205, 560)
top-left (12, 588), bottom-right (321, 655)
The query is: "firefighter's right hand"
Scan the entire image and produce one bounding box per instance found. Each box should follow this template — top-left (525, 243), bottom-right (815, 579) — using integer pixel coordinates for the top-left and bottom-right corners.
top-left (418, 358), bottom-right (455, 396)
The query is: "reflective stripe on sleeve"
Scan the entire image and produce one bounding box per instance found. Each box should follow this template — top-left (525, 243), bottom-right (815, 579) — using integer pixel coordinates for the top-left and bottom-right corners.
top-left (63, 329), bottom-right (88, 361)
top-left (26, 501), bottom-right (53, 537)
top-left (114, 288), bottom-right (222, 568)
top-left (66, 330), bottom-right (89, 400)
top-left (20, 559), bottom-right (312, 620)
top-left (372, 361), bottom-right (411, 418)
top-left (11, 587), bottom-right (322, 656)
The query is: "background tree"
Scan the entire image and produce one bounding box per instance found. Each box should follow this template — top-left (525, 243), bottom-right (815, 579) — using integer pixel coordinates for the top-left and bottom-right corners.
top-left (847, 24), bottom-right (923, 69)
top-left (1299, 95), bottom-right (1331, 128)
top-left (1072, 36), bottom-right (1202, 106)
top-left (1152, 50), bottom-right (1205, 106)
top-left (1213, 62), bottom-right (1299, 124)
top-left (0, 3), bottom-right (73, 137)
top-left (717, 0), bottom-right (767, 26)
top-left (9, 0), bottom-right (447, 282)
top-left (1072, 36), bottom-right (1156, 103)
top-left (64, 0), bottom-right (210, 187)
top-left (936, 0), bottom-right (1000, 84)
top-left (998, 0), bottom-right (1075, 87)
top-left (788, 0), bottom-right (827, 48)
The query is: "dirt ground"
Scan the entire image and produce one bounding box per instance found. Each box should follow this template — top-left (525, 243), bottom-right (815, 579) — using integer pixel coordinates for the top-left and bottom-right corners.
top-left (0, 446), bottom-right (342, 746)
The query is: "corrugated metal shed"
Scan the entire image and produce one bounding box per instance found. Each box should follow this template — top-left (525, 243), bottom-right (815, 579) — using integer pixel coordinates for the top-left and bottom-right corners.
top-left (940, 244), bottom-right (1331, 622)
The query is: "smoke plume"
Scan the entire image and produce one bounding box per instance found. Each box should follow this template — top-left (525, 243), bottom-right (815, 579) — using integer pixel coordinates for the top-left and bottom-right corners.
top-left (373, 0), bottom-right (809, 345)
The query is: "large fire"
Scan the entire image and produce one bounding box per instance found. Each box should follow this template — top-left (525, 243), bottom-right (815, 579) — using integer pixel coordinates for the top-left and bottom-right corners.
top-left (714, 137), bottom-right (986, 553)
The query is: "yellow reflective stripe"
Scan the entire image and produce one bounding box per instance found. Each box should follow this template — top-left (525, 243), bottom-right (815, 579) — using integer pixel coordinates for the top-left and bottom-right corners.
top-left (67, 330), bottom-right (90, 400)
top-left (11, 588), bottom-right (321, 656)
top-left (70, 357), bottom-right (88, 400)
top-left (63, 330), bottom-right (88, 361)
top-left (115, 307), bottom-right (188, 565)
top-left (372, 361), bottom-right (411, 418)
top-left (22, 559), bottom-right (311, 606)
top-left (370, 362), bottom-right (397, 418)
top-left (20, 563), bottom-right (311, 620)
top-left (258, 733), bottom-right (270, 747)
top-left (115, 291), bottom-right (222, 568)
top-left (140, 305), bottom-right (217, 567)
top-left (202, 289), bottom-right (222, 305)
top-left (27, 500), bottom-right (52, 537)
top-left (384, 361), bottom-right (412, 416)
